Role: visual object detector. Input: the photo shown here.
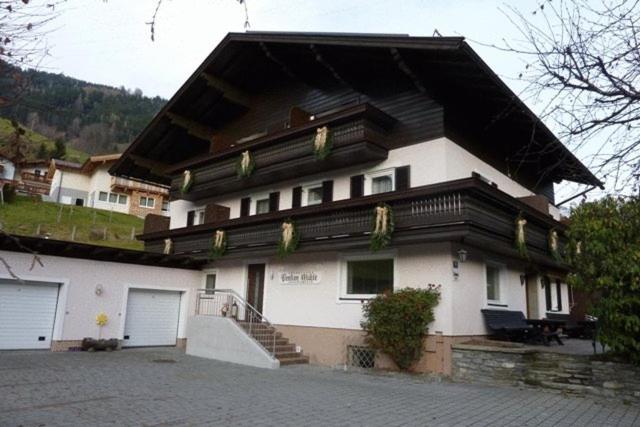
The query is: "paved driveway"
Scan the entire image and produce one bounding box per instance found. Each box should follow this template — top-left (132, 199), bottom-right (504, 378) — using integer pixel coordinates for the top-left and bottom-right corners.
top-left (0, 349), bottom-right (638, 426)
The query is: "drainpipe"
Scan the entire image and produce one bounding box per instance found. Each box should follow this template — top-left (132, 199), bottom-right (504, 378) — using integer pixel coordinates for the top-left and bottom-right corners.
top-left (56, 170), bottom-right (64, 203)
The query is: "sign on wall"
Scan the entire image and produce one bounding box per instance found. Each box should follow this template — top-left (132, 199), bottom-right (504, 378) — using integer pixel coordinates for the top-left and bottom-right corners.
top-left (277, 271), bottom-right (321, 285)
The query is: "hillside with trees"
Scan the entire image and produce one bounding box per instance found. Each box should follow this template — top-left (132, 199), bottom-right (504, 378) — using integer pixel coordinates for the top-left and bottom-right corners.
top-left (0, 63), bottom-right (166, 156)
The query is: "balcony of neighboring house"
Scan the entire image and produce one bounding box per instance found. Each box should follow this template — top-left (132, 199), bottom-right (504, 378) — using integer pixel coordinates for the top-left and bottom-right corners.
top-left (16, 171), bottom-right (51, 196)
top-left (111, 176), bottom-right (170, 196)
top-left (140, 176), bottom-right (567, 268)
top-left (166, 103), bottom-right (397, 201)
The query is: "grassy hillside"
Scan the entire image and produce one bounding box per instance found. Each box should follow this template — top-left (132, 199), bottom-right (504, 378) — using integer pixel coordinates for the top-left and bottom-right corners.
top-left (0, 117), bottom-right (88, 163)
top-left (0, 196), bottom-right (144, 251)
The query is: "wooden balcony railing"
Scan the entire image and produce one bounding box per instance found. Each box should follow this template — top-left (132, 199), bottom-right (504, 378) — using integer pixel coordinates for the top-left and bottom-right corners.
top-left (21, 172), bottom-right (50, 183)
top-left (167, 103), bottom-right (395, 201)
top-left (111, 176), bottom-right (169, 195)
top-left (141, 177), bottom-right (566, 266)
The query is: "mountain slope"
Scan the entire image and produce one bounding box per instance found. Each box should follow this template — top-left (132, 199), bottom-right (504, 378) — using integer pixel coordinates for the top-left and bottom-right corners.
top-left (0, 63), bottom-right (166, 156)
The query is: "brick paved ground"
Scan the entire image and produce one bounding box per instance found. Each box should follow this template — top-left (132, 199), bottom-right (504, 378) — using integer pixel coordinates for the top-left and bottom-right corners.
top-left (0, 348), bottom-right (638, 426)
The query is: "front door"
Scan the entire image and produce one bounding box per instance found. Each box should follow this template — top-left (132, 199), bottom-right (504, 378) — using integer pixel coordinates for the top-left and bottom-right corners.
top-left (246, 264), bottom-right (265, 315)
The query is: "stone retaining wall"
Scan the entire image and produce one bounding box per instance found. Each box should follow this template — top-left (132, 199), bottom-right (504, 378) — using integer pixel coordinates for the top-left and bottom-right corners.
top-left (452, 343), bottom-right (640, 403)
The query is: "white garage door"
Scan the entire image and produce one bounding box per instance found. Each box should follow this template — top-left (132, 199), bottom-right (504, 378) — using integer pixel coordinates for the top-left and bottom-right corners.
top-left (123, 289), bottom-right (182, 347)
top-left (0, 279), bottom-right (60, 350)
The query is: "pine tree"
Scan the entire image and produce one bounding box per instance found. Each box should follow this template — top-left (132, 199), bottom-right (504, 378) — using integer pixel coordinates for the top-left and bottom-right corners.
top-left (52, 138), bottom-right (66, 159)
top-left (36, 142), bottom-right (48, 160)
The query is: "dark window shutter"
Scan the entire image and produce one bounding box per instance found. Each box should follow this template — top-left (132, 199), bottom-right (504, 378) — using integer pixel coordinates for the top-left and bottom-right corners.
top-left (350, 175), bottom-right (364, 198)
top-left (544, 277), bottom-right (552, 311)
top-left (186, 210), bottom-right (195, 227)
top-left (322, 180), bottom-right (334, 203)
top-left (395, 166), bottom-right (411, 191)
top-left (269, 191), bottom-right (280, 212)
top-left (292, 186), bottom-right (302, 208)
top-left (556, 280), bottom-right (562, 311)
top-left (240, 197), bottom-right (251, 217)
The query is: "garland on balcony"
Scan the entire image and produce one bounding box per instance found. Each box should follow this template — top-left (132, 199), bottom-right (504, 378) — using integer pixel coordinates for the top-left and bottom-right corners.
top-left (313, 126), bottom-right (333, 160)
top-left (515, 214), bottom-right (528, 259)
top-left (236, 150), bottom-right (255, 178)
top-left (370, 203), bottom-right (394, 252)
top-left (180, 170), bottom-right (194, 194)
top-left (548, 228), bottom-right (562, 262)
top-left (163, 238), bottom-right (173, 255)
top-left (209, 229), bottom-right (227, 259)
top-left (278, 220), bottom-right (299, 258)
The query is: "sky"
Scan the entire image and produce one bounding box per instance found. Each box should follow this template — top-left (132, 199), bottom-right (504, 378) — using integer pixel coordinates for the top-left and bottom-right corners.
top-left (37, 0), bottom-right (603, 203)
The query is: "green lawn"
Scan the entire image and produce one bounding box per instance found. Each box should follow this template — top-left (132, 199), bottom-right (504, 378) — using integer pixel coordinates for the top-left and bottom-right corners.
top-left (0, 196), bottom-right (144, 251)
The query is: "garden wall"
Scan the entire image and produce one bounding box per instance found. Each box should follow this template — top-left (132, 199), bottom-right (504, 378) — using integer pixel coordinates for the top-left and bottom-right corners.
top-left (452, 342), bottom-right (640, 403)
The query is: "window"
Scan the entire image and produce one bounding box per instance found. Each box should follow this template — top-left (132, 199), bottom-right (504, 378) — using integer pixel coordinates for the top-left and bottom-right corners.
top-left (544, 276), bottom-right (563, 312)
top-left (162, 201), bottom-right (170, 212)
top-left (196, 210), bottom-right (205, 225)
top-left (118, 194), bottom-right (127, 205)
top-left (205, 273), bottom-right (216, 290)
top-left (98, 191), bottom-right (108, 202)
top-left (255, 197), bottom-right (270, 215)
top-left (108, 193), bottom-right (118, 203)
top-left (303, 183), bottom-right (323, 206)
top-left (140, 196), bottom-right (155, 208)
top-left (343, 258), bottom-right (394, 299)
top-left (365, 169), bottom-right (395, 195)
top-left (486, 264), bottom-right (501, 303)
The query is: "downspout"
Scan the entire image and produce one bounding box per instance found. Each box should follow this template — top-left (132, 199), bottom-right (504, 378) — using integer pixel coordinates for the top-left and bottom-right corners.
top-left (56, 170), bottom-right (64, 203)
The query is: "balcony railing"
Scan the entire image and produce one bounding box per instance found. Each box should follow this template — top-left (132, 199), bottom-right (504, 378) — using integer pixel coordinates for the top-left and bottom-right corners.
top-left (141, 177), bottom-right (565, 266)
top-left (111, 176), bottom-right (169, 195)
top-left (21, 172), bottom-right (50, 183)
top-left (167, 103), bottom-right (395, 201)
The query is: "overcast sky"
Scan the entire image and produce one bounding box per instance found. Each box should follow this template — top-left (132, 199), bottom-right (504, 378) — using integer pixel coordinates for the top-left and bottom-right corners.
top-left (39, 0), bottom-right (602, 202)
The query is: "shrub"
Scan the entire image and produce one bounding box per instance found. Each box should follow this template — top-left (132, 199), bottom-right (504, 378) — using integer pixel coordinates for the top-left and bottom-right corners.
top-left (361, 286), bottom-right (440, 370)
top-left (566, 196), bottom-right (640, 364)
top-left (1, 184), bottom-right (16, 204)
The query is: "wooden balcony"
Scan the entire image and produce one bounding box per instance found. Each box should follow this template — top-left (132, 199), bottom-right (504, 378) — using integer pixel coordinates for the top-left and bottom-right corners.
top-left (167, 103), bottom-right (395, 201)
top-left (141, 177), bottom-right (567, 268)
top-left (111, 176), bottom-right (169, 195)
top-left (21, 172), bottom-right (50, 183)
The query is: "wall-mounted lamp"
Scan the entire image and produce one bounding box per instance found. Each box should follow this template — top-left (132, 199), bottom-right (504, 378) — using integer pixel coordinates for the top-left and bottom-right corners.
top-left (457, 249), bottom-right (468, 263)
top-left (95, 284), bottom-right (104, 296)
top-left (520, 274), bottom-right (527, 286)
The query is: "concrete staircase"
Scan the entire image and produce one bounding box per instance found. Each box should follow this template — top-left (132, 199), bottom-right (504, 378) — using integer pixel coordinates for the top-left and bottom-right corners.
top-left (237, 322), bottom-right (309, 366)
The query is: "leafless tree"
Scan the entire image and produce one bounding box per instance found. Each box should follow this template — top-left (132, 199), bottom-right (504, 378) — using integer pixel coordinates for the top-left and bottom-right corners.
top-left (499, 0), bottom-right (640, 194)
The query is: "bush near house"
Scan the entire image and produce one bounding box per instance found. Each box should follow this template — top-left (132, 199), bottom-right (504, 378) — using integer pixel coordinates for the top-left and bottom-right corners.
top-left (566, 196), bottom-right (640, 365)
top-left (361, 286), bottom-right (440, 370)
top-left (0, 195), bottom-right (144, 251)
top-left (1, 184), bottom-right (16, 204)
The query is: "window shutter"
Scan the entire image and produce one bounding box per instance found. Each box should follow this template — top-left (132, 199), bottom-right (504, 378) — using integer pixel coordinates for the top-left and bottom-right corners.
top-left (322, 180), bottom-right (334, 203)
top-left (269, 191), bottom-right (280, 212)
top-left (350, 175), bottom-right (364, 198)
top-left (186, 210), bottom-right (195, 227)
top-left (395, 166), bottom-right (411, 191)
top-left (556, 280), bottom-right (562, 311)
top-left (240, 197), bottom-right (251, 217)
top-left (544, 277), bottom-right (552, 311)
top-left (292, 186), bottom-right (302, 208)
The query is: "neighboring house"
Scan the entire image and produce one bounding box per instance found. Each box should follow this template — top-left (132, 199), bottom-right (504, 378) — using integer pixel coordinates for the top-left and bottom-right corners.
top-left (109, 32), bottom-right (600, 374)
top-left (47, 154), bottom-right (169, 217)
top-left (0, 154), bottom-right (51, 196)
top-left (0, 155), bottom-right (16, 183)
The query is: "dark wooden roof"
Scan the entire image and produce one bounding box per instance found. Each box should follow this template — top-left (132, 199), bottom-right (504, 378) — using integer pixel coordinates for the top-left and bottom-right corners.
top-left (111, 32), bottom-right (600, 188)
top-left (0, 234), bottom-right (205, 270)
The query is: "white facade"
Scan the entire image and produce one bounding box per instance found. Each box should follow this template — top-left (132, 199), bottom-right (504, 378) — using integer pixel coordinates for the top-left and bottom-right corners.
top-left (86, 165), bottom-right (130, 213)
top-left (0, 156), bottom-right (16, 181)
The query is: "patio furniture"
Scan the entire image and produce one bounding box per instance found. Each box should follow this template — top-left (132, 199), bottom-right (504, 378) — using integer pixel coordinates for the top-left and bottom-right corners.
top-left (481, 309), bottom-right (542, 344)
top-left (545, 313), bottom-right (586, 338)
top-left (525, 319), bottom-right (564, 345)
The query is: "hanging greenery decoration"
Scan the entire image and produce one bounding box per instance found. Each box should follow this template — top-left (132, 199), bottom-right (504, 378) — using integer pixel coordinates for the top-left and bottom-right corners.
top-left (548, 228), bottom-right (562, 262)
top-left (236, 150), bottom-right (255, 178)
top-left (163, 238), bottom-right (173, 255)
top-left (209, 229), bottom-right (227, 259)
top-left (180, 169), bottom-right (194, 194)
top-left (370, 203), bottom-right (395, 252)
top-left (278, 220), bottom-right (300, 258)
top-left (515, 214), bottom-right (528, 259)
top-left (312, 126), bottom-right (333, 160)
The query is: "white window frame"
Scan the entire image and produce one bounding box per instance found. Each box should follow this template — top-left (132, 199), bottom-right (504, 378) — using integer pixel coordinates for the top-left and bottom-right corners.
top-left (251, 193), bottom-right (271, 215)
top-left (118, 194), bottom-right (128, 205)
top-left (365, 168), bottom-right (395, 196)
top-left (98, 191), bottom-right (108, 202)
top-left (301, 181), bottom-right (323, 207)
top-left (139, 196), bottom-right (156, 209)
top-left (338, 251), bottom-right (397, 303)
top-left (485, 261), bottom-right (506, 306)
top-left (202, 268), bottom-right (218, 290)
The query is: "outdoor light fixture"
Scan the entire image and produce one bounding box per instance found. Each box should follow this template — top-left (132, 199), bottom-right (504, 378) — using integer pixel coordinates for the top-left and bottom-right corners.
top-left (95, 284), bottom-right (104, 296)
top-left (520, 274), bottom-right (527, 286)
top-left (231, 301), bottom-right (239, 319)
top-left (457, 249), bottom-right (468, 263)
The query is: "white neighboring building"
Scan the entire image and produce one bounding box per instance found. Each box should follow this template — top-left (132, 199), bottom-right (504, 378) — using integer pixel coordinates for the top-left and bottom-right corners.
top-left (47, 154), bottom-right (169, 218)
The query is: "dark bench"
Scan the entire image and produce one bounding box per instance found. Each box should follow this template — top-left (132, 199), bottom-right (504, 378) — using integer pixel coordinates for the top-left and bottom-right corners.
top-left (481, 309), bottom-right (561, 345)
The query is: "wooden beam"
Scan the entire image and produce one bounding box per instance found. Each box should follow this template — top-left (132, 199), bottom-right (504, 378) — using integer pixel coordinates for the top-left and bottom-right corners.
top-left (309, 44), bottom-right (347, 86)
top-left (165, 112), bottom-right (216, 144)
top-left (200, 72), bottom-right (251, 107)
top-left (127, 154), bottom-right (170, 176)
top-left (390, 48), bottom-right (426, 93)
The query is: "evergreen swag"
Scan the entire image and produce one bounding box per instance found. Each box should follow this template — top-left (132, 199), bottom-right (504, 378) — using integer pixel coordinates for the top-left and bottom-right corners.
top-left (361, 286), bottom-right (441, 370)
top-left (515, 213), bottom-right (528, 259)
top-left (370, 203), bottom-right (394, 251)
top-left (180, 170), bottom-right (194, 194)
top-left (209, 230), bottom-right (227, 259)
top-left (312, 126), bottom-right (333, 160)
top-left (277, 220), bottom-right (299, 258)
top-left (236, 150), bottom-right (255, 178)
top-left (548, 228), bottom-right (562, 262)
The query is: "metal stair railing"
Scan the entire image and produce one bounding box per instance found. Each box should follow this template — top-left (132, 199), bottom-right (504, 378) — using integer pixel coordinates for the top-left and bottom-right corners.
top-left (195, 288), bottom-right (277, 356)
